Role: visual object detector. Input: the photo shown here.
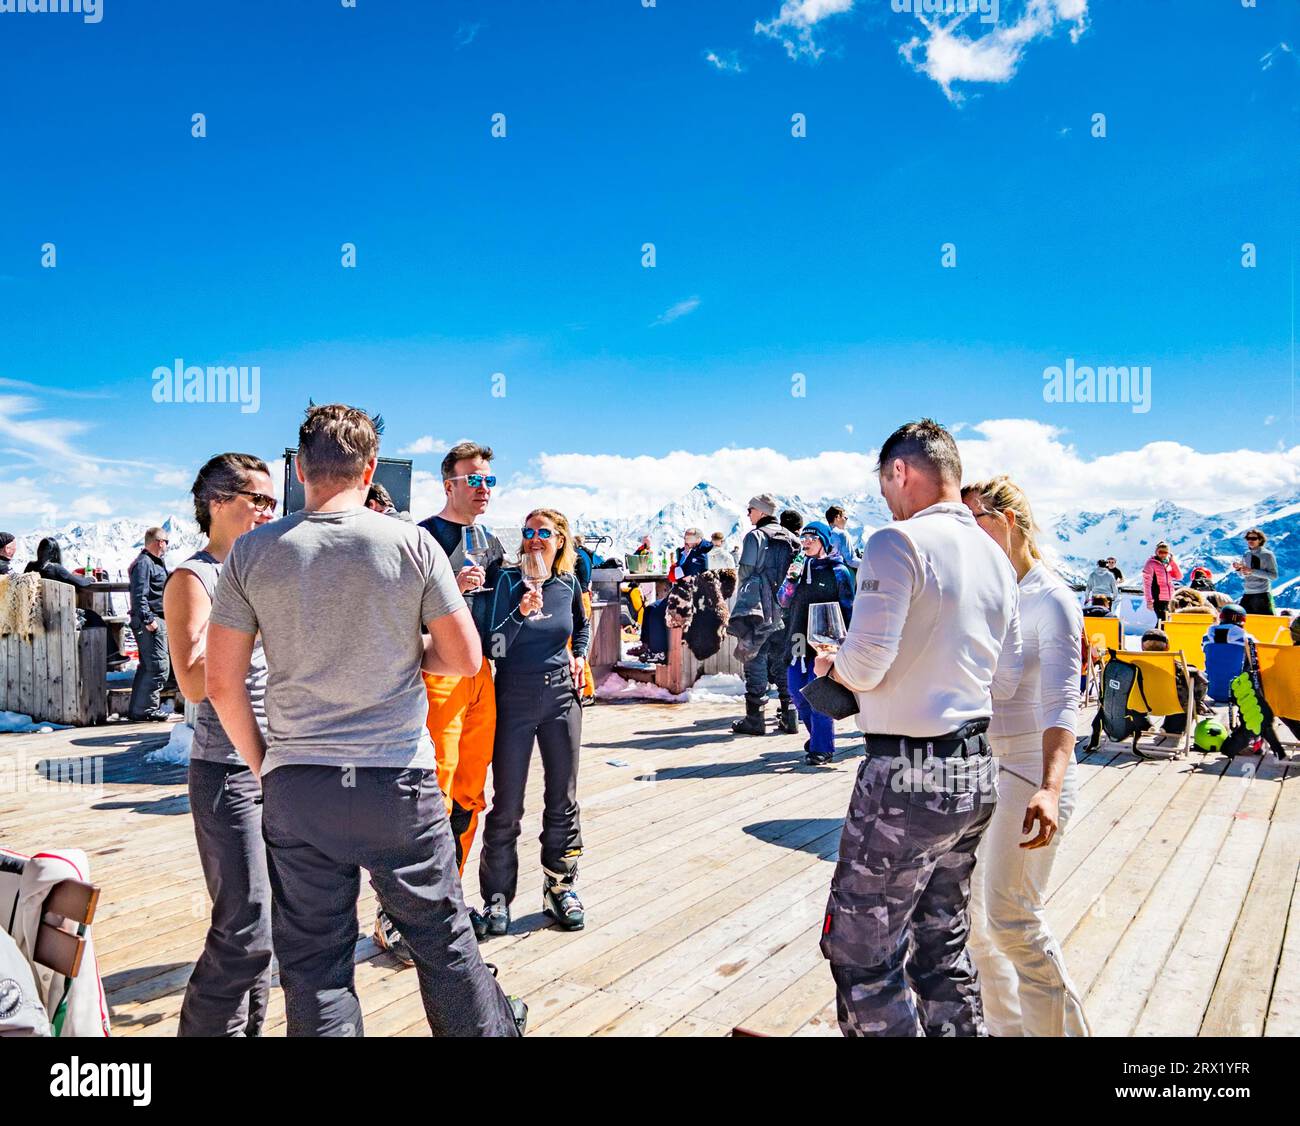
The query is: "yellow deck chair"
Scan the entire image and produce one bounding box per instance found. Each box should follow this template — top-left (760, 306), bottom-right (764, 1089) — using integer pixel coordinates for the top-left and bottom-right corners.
top-left (1244, 615), bottom-right (1293, 645)
top-left (1083, 616), bottom-right (1121, 655)
top-left (1254, 643), bottom-right (1300, 743)
top-left (1106, 649), bottom-right (1195, 758)
top-left (1163, 617), bottom-right (1212, 666)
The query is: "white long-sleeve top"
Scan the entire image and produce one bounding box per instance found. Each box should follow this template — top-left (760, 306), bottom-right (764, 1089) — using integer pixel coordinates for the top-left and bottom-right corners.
top-left (990, 561), bottom-right (1082, 741)
top-left (833, 502), bottom-right (1023, 738)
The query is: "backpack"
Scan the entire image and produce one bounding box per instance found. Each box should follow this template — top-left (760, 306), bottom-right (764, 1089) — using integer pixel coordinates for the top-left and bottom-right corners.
top-left (1100, 657), bottom-right (1150, 743)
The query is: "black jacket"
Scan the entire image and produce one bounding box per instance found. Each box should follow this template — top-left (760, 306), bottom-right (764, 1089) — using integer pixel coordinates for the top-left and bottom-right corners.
top-left (24, 561), bottom-right (95, 589)
top-left (128, 549), bottom-right (169, 625)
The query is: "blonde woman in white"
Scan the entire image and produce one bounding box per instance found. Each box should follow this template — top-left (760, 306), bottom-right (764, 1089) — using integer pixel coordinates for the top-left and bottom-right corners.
top-left (961, 476), bottom-right (1091, 1037)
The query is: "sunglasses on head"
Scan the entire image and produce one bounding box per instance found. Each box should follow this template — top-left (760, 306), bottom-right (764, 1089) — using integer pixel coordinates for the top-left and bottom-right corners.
top-left (234, 490), bottom-right (276, 512)
top-left (522, 528), bottom-right (554, 540)
top-left (450, 473), bottom-right (496, 489)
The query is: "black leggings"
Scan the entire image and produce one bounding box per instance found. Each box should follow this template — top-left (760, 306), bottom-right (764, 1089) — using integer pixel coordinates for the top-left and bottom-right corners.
top-left (478, 673), bottom-right (583, 906)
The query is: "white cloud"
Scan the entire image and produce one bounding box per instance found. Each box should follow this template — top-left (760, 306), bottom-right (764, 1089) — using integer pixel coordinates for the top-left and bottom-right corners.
top-left (68, 494), bottom-right (114, 519)
top-left (755, 0), bottom-right (854, 61)
top-left (704, 49), bottom-right (744, 73)
top-left (153, 469), bottom-right (192, 489)
top-left (399, 435), bottom-right (450, 456)
top-left (899, 0), bottom-right (1089, 103)
top-left (480, 420), bottom-right (1300, 528)
top-left (651, 296), bottom-right (701, 327)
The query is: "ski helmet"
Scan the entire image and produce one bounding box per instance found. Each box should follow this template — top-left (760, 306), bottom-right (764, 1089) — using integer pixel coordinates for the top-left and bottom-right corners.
top-left (1194, 718), bottom-right (1228, 753)
top-left (1219, 603), bottom-right (1246, 626)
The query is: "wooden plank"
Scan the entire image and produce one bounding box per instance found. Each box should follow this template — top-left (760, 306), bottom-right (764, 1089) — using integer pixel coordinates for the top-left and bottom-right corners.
top-left (1081, 748), bottom-right (1263, 1029)
top-left (43, 581), bottom-right (65, 725)
top-left (79, 628), bottom-right (107, 725)
top-left (31, 587), bottom-right (49, 724)
top-left (1132, 769), bottom-right (1279, 1036)
top-left (1265, 852), bottom-right (1300, 1036)
top-left (1201, 763), bottom-right (1300, 1036)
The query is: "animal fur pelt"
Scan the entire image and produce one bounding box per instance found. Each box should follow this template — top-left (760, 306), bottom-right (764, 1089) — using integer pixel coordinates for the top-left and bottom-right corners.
top-left (663, 570), bottom-right (735, 661)
top-left (0, 573), bottom-right (45, 640)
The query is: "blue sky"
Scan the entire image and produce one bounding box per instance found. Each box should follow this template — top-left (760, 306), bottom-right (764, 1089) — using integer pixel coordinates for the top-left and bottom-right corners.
top-left (1, 0), bottom-right (1298, 532)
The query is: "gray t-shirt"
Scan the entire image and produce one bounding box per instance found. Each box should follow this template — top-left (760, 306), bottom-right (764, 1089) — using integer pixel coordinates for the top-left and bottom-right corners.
top-left (209, 506), bottom-right (465, 775)
top-left (1240, 548), bottom-right (1277, 594)
top-left (169, 551), bottom-right (269, 766)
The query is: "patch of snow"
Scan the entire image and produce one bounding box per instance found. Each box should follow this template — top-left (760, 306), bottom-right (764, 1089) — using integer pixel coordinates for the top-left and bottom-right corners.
top-left (688, 673), bottom-right (746, 703)
top-left (0, 710), bottom-right (72, 734)
top-left (594, 672), bottom-right (687, 703)
top-left (144, 722), bottom-right (193, 765)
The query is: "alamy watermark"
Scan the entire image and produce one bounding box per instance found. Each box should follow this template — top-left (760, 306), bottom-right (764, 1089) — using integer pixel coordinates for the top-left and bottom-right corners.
top-left (0, 0), bottom-right (102, 23)
top-left (1042, 357), bottom-right (1151, 414)
top-left (891, 0), bottom-right (999, 26)
top-left (151, 358), bottom-right (261, 414)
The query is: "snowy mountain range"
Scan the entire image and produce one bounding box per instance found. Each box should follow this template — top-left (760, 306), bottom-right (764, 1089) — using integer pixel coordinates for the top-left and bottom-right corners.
top-left (11, 483), bottom-right (1299, 608)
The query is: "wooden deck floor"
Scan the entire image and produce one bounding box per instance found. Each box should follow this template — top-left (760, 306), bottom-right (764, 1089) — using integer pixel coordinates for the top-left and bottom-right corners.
top-left (3, 701), bottom-right (1298, 1037)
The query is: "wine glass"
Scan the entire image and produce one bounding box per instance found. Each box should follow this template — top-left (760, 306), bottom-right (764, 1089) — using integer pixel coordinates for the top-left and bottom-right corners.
top-left (462, 525), bottom-right (492, 593)
top-left (520, 551), bottom-right (552, 620)
top-left (808, 602), bottom-right (847, 660)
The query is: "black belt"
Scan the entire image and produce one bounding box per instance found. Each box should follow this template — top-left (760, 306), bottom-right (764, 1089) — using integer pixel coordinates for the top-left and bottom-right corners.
top-left (498, 668), bottom-right (573, 687)
top-left (863, 717), bottom-right (990, 759)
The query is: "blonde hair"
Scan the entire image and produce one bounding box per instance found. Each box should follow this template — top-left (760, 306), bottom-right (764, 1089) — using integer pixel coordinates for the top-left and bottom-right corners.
top-left (962, 475), bottom-right (1043, 561)
top-left (518, 508), bottom-right (576, 576)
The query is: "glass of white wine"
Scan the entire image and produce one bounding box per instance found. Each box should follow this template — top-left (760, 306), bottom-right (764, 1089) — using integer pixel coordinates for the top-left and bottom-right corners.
top-left (462, 525), bottom-right (492, 593)
top-left (521, 551), bottom-right (552, 620)
top-left (808, 602), bottom-right (847, 660)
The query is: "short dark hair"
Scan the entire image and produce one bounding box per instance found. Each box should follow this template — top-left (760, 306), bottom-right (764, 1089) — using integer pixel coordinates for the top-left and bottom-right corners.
top-left (779, 509), bottom-right (802, 533)
top-left (1097, 559), bottom-right (1107, 567)
top-left (366, 482), bottom-right (394, 510)
top-left (191, 452), bottom-right (272, 534)
top-left (825, 505), bottom-right (845, 523)
top-left (876, 418), bottom-right (962, 485)
top-left (1141, 629), bottom-right (1169, 650)
top-left (441, 441), bottom-right (494, 482)
top-left (298, 404), bottom-right (379, 486)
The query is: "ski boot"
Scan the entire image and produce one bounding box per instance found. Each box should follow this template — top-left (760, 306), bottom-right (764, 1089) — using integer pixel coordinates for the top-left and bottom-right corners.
top-left (730, 695), bottom-right (767, 735)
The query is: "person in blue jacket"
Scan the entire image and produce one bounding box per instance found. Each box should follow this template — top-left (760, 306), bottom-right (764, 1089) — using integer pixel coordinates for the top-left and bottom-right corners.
top-left (477, 508), bottom-right (591, 937)
top-left (779, 521), bottom-right (855, 765)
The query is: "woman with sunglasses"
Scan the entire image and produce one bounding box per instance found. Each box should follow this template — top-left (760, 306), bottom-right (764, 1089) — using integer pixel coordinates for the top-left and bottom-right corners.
top-left (1234, 528), bottom-right (1277, 615)
top-left (476, 509), bottom-right (590, 936)
top-left (961, 476), bottom-right (1090, 1037)
top-left (164, 454), bottom-right (278, 1036)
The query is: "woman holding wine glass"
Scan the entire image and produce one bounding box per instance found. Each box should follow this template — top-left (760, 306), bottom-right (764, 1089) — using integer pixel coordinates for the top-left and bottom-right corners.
top-left (777, 521), bottom-right (855, 766)
top-left (476, 509), bottom-right (590, 936)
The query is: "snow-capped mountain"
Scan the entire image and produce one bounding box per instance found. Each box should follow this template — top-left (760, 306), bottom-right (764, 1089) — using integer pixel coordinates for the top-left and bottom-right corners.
top-left (11, 514), bottom-right (206, 579)
top-left (11, 483), bottom-right (1300, 609)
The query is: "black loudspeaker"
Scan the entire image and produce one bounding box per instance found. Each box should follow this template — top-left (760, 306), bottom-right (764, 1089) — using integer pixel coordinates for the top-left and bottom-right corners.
top-left (282, 449), bottom-right (414, 516)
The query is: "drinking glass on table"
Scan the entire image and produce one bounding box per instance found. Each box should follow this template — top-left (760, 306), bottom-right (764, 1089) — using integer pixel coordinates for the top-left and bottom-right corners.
top-left (808, 602), bottom-right (847, 659)
top-left (461, 525), bottom-right (492, 593)
top-left (521, 551), bottom-right (552, 620)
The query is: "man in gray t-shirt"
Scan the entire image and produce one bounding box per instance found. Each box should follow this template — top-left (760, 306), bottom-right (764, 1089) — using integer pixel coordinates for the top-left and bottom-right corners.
top-left (205, 404), bottom-right (521, 1038)
top-left (210, 506), bottom-right (465, 774)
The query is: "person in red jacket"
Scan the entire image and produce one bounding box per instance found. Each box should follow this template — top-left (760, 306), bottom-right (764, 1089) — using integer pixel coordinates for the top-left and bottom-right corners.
top-left (1141, 541), bottom-right (1182, 623)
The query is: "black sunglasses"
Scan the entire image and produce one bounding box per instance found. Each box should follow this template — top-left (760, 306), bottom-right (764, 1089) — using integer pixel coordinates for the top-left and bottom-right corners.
top-left (234, 490), bottom-right (277, 512)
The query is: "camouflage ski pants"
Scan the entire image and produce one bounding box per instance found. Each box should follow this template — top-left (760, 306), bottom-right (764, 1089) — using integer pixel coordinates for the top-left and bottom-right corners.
top-left (821, 738), bottom-right (997, 1036)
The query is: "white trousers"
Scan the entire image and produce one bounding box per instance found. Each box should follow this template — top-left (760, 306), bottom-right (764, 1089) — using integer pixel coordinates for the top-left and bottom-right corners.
top-left (968, 732), bottom-right (1091, 1037)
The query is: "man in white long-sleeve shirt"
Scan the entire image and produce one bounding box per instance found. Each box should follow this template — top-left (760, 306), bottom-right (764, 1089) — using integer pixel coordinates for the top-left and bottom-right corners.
top-left (814, 419), bottom-right (1023, 1037)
